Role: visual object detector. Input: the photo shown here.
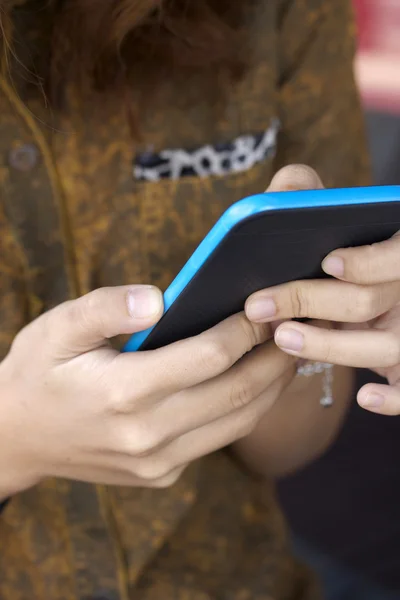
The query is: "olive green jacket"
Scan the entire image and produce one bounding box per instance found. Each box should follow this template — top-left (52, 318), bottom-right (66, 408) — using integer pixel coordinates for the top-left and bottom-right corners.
top-left (0, 0), bottom-right (369, 598)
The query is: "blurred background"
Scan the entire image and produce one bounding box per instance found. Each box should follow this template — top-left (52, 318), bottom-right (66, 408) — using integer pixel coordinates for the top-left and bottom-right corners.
top-left (354, 0), bottom-right (400, 184)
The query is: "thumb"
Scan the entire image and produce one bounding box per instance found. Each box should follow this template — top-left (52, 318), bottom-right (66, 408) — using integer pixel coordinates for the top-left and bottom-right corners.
top-left (43, 285), bottom-right (163, 356)
top-left (266, 164), bottom-right (324, 192)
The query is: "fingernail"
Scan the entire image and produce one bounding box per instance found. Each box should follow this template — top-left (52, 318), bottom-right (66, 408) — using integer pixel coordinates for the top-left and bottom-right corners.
top-left (359, 393), bottom-right (385, 409)
top-left (322, 256), bottom-right (344, 277)
top-left (267, 165), bottom-right (324, 192)
top-left (247, 297), bottom-right (277, 321)
top-left (127, 286), bottom-right (162, 319)
top-left (275, 328), bottom-right (304, 353)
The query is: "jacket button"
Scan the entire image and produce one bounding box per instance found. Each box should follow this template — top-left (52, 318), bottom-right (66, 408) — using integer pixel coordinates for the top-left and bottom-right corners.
top-left (9, 143), bottom-right (39, 172)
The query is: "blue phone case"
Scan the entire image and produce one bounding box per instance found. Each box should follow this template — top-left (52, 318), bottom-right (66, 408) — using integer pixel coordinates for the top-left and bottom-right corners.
top-left (123, 185), bottom-right (400, 352)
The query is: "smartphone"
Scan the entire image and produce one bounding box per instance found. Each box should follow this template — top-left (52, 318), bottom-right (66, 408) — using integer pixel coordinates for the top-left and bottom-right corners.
top-left (123, 185), bottom-right (400, 352)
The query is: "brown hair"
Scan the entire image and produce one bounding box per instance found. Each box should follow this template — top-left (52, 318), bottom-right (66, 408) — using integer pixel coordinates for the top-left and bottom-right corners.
top-left (1, 0), bottom-right (250, 108)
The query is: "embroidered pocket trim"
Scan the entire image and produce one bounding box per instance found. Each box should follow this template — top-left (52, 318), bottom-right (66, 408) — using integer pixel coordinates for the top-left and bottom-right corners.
top-left (134, 118), bottom-right (280, 182)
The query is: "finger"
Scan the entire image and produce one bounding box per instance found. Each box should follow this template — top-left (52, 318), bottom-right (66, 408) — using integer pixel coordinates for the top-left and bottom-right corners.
top-left (274, 322), bottom-right (400, 368)
top-left (322, 231), bottom-right (400, 285)
top-left (141, 369), bottom-right (294, 470)
top-left (112, 342), bottom-right (293, 456)
top-left (357, 383), bottom-right (400, 416)
top-left (114, 312), bottom-right (272, 398)
top-left (150, 340), bottom-right (294, 437)
top-left (266, 164), bottom-right (324, 192)
top-left (245, 279), bottom-right (400, 324)
top-left (41, 285), bottom-right (163, 357)
top-left (53, 460), bottom-right (184, 489)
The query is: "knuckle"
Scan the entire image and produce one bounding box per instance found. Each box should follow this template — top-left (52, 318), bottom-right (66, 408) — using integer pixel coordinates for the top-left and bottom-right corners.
top-left (290, 284), bottom-right (310, 318)
top-left (135, 459), bottom-right (171, 482)
top-left (106, 385), bottom-right (131, 414)
top-left (199, 339), bottom-right (232, 373)
top-left (200, 316), bottom-right (269, 375)
top-left (120, 420), bottom-right (162, 458)
top-left (237, 314), bottom-right (266, 351)
top-left (130, 427), bottom-right (161, 459)
top-left (229, 376), bottom-right (256, 411)
top-left (106, 360), bottom-right (154, 415)
top-left (150, 467), bottom-right (184, 489)
top-left (69, 288), bottom-right (112, 338)
top-left (78, 291), bottom-right (103, 331)
top-left (32, 302), bottom-right (78, 351)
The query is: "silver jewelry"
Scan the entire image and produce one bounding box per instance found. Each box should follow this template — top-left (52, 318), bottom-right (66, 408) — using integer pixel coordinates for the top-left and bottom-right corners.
top-left (296, 362), bottom-right (334, 408)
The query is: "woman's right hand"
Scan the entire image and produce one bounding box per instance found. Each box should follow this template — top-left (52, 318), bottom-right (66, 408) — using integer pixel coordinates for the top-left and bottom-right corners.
top-left (0, 285), bottom-right (293, 497)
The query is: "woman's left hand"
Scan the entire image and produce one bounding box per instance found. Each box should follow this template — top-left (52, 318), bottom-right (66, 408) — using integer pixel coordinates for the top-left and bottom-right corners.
top-left (246, 170), bottom-right (400, 416)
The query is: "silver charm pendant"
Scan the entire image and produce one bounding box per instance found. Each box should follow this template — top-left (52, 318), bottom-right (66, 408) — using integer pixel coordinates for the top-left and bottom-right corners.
top-left (297, 362), bottom-right (334, 408)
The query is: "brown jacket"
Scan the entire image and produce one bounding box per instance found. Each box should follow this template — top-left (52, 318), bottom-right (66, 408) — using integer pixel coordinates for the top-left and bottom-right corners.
top-left (0, 0), bottom-right (369, 598)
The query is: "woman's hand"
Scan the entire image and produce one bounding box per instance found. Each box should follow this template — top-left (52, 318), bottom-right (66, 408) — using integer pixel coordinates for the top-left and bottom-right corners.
top-left (246, 166), bottom-right (400, 416)
top-left (0, 284), bottom-right (294, 498)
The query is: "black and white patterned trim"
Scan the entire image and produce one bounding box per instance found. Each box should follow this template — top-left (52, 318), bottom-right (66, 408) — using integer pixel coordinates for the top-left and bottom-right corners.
top-left (134, 118), bottom-right (280, 182)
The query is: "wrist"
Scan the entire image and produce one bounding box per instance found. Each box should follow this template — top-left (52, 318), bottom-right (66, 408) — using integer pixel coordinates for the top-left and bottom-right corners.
top-left (0, 365), bottom-right (42, 498)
